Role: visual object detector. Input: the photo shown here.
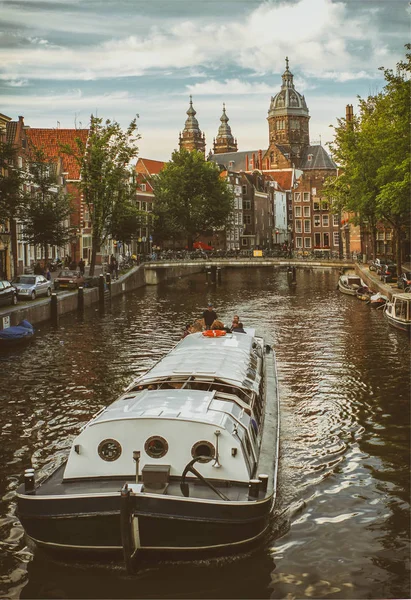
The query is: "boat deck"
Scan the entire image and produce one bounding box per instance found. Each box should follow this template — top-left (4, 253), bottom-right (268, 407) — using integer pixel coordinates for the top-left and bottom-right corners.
top-left (29, 464), bottom-right (251, 502)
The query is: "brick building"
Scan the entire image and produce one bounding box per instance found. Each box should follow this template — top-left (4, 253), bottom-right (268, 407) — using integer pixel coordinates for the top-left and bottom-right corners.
top-left (179, 96), bottom-right (206, 156)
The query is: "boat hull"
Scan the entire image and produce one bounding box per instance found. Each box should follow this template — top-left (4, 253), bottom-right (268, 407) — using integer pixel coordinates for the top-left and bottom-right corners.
top-left (384, 312), bottom-right (411, 333)
top-left (17, 488), bottom-right (272, 553)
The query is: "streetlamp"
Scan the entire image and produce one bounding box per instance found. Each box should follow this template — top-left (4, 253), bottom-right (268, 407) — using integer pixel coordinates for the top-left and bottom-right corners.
top-left (0, 231), bottom-right (11, 280)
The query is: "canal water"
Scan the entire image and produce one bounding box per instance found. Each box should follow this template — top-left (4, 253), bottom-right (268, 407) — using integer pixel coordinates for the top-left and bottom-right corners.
top-left (0, 267), bottom-right (409, 600)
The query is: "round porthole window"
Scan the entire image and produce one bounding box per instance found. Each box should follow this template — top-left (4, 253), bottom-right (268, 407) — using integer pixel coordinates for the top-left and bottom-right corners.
top-left (191, 440), bottom-right (215, 463)
top-left (145, 435), bottom-right (168, 459)
top-left (98, 439), bottom-right (122, 462)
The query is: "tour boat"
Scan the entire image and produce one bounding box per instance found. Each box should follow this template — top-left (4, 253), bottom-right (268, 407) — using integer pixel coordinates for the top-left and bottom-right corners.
top-left (16, 328), bottom-right (280, 570)
top-left (384, 293), bottom-right (411, 334)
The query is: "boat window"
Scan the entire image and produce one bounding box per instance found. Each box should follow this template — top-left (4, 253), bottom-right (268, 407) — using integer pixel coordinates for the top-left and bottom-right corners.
top-left (98, 439), bottom-right (122, 462)
top-left (191, 440), bottom-right (215, 463)
top-left (145, 435), bottom-right (169, 459)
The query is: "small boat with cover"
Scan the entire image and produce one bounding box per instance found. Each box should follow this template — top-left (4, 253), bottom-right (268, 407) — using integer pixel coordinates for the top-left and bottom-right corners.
top-left (0, 320), bottom-right (34, 349)
top-left (16, 328), bottom-right (280, 570)
top-left (337, 272), bottom-right (365, 296)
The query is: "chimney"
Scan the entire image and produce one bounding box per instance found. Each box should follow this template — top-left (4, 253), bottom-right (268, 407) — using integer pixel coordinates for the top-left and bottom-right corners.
top-left (258, 149), bottom-right (263, 169)
top-left (252, 153), bottom-right (256, 169)
top-left (266, 158), bottom-right (269, 169)
top-left (345, 104), bottom-right (353, 122)
top-left (245, 155), bottom-right (249, 170)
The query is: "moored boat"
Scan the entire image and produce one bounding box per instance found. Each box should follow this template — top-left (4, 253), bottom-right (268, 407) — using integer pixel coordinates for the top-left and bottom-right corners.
top-left (0, 320), bottom-right (34, 349)
top-left (384, 293), bottom-right (411, 333)
top-left (16, 328), bottom-right (280, 570)
top-left (368, 292), bottom-right (388, 309)
top-left (337, 273), bottom-right (365, 296)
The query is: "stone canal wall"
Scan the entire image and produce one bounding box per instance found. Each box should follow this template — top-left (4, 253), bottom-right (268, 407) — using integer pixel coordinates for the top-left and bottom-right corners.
top-left (0, 263), bottom-right (204, 329)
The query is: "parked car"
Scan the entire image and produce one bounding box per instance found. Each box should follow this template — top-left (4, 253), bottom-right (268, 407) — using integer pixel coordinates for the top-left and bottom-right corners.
top-left (380, 264), bottom-right (398, 283)
top-left (54, 270), bottom-right (85, 290)
top-left (12, 274), bottom-right (52, 300)
top-left (397, 271), bottom-right (411, 291)
top-left (0, 280), bottom-right (18, 306)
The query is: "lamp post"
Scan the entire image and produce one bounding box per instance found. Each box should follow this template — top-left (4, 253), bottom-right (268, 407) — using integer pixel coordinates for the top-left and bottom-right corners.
top-left (0, 231), bottom-right (11, 280)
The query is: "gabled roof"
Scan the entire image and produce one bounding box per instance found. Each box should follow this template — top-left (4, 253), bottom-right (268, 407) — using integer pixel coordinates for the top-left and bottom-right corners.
top-left (300, 145), bottom-right (337, 170)
top-left (208, 150), bottom-right (261, 172)
top-left (263, 170), bottom-right (293, 191)
top-left (26, 128), bottom-right (89, 180)
top-left (135, 157), bottom-right (165, 176)
top-left (6, 121), bottom-right (18, 144)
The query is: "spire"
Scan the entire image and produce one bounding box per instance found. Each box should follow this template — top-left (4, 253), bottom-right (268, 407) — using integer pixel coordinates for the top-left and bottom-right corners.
top-left (179, 96), bottom-right (206, 155)
top-left (213, 103), bottom-right (238, 155)
top-left (281, 56), bottom-right (294, 89)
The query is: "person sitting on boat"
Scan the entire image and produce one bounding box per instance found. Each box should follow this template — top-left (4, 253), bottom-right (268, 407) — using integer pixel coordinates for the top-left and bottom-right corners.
top-left (210, 319), bottom-right (225, 330)
top-left (231, 315), bottom-right (240, 329)
top-left (202, 302), bottom-right (217, 329)
top-left (232, 321), bottom-right (246, 334)
top-left (191, 320), bottom-right (204, 333)
top-left (181, 324), bottom-right (191, 338)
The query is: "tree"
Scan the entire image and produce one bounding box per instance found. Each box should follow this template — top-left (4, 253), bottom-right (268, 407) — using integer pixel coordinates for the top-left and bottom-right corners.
top-left (151, 149), bottom-right (234, 249)
top-left (325, 46), bottom-right (411, 272)
top-left (110, 198), bottom-right (144, 245)
top-left (0, 140), bottom-right (26, 276)
top-left (62, 116), bottom-right (140, 275)
top-left (21, 148), bottom-right (73, 264)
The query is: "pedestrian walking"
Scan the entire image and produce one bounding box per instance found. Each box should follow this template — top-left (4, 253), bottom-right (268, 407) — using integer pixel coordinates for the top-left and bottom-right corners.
top-left (78, 258), bottom-right (85, 276)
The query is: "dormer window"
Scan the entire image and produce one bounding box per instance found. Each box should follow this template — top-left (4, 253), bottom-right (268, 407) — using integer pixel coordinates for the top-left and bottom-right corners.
top-left (307, 154), bottom-right (313, 162)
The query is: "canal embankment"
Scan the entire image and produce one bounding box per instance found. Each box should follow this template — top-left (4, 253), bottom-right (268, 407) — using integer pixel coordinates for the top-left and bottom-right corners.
top-left (2, 259), bottom-right (396, 330)
top-left (0, 262), bottom-right (204, 329)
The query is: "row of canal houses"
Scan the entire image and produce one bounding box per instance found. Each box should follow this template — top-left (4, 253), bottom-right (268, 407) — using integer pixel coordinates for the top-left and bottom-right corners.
top-left (0, 59), bottom-right (398, 278)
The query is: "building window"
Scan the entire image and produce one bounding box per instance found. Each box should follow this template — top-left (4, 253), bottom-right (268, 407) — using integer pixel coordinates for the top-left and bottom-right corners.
top-left (294, 192), bottom-right (301, 202)
top-left (244, 215), bottom-right (251, 225)
top-left (136, 201), bottom-right (141, 209)
top-left (243, 200), bottom-right (251, 210)
top-left (295, 220), bottom-right (302, 233)
top-left (311, 187), bottom-right (316, 196)
top-left (322, 215), bottom-right (329, 227)
top-left (295, 206), bottom-right (302, 217)
top-left (242, 238), bottom-right (248, 246)
top-left (332, 214), bottom-right (340, 226)
top-left (321, 201), bottom-right (329, 210)
top-left (83, 236), bottom-right (92, 248)
top-left (304, 237), bottom-right (311, 248)
top-left (295, 237), bottom-right (302, 248)
top-left (307, 154), bottom-right (313, 162)
top-left (303, 192), bottom-right (310, 202)
top-left (304, 220), bottom-right (311, 233)
top-left (386, 230), bottom-right (392, 240)
top-left (333, 232), bottom-right (339, 246)
top-left (314, 215), bottom-right (320, 227)
top-left (314, 233), bottom-right (321, 246)
top-left (140, 183), bottom-right (146, 192)
top-left (242, 185), bottom-right (247, 195)
top-left (377, 231), bottom-right (384, 240)
top-left (142, 201), bottom-right (147, 211)
top-left (313, 202), bottom-right (320, 211)
top-left (323, 233), bottom-right (330, 247)
top-left (303, 206), bottom-right (310, 217)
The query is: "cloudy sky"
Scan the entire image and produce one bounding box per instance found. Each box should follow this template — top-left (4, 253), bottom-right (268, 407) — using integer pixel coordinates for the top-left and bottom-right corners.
top-left (0, 0), bottom-right (409, 161)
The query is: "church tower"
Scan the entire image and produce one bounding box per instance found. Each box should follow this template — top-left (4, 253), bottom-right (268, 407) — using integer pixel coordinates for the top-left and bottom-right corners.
top-left (179, 96), bottom-right (206, 155)
top-left (213, 104), bottom-right (238, 154)
top-left (265, 58), bottom-right (310, 168)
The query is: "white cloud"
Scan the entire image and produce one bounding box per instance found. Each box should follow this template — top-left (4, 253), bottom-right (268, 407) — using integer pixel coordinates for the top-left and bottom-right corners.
top-left (185, 79), bottom-right (274, 96)
top-left (0, 0), bottom-right (402, 82)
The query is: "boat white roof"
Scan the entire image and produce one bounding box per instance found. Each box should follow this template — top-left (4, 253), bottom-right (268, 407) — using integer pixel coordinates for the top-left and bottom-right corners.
top-left (91, 389), bottom-right (245, 428)
top-left (134, 331), bottom-right (259, 390)
top-left (392, 293), bottom-right (411, 301)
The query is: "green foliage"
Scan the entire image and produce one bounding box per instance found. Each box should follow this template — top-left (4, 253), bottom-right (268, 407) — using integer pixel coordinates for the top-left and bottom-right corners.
top-left (110, 199), bottom-right (145, 244)
top-left (0, 140), bottom-right (25, 224)
top-left (151, 149), bottom-right (234, 248)
top-left (325, 45), bottom-right (411, 265)
top-left (61, 115), bottom-right (140, 274)
top-left (21, 148), bottom-right (73, 253)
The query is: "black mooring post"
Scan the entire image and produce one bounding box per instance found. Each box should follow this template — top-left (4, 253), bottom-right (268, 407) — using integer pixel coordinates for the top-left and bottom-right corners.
top-left (98, 274), bottom-right (105, 305)
top-left (77, 286), bottom-right (84, 313)
top-left (120, 484), bottom-right (136, 574)
top-left (217, 267), bottom-right (222, 284)
top-left (50, 293), bottom-right (58, 326)
top-left (211, 265), bottom-right (217, 283)
top-left (105, 272), bottom-right (111, 287)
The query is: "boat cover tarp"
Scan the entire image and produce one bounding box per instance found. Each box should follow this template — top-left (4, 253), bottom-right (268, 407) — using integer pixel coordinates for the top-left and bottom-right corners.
top-left (0, 320), bottom-right (34, 341)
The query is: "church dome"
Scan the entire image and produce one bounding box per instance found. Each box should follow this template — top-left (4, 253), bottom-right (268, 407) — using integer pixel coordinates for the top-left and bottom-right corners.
top-left (268, 58), bottom-right (309, 118)
top-left (217, 104), bottom-right (235, 141)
